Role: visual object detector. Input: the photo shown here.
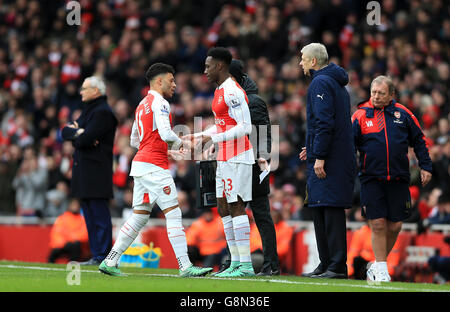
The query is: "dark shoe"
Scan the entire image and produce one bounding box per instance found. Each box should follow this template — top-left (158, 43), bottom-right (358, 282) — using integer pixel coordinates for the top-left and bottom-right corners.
top-left (211, 259), bottom-right (231, 276)
top-left (301, 267), bottom-right (324, 278)
top-left (312, 270), bottom-right (347, 279)
top-left (79, 258), bottom-right (101, 266)
top-left (256, 268), bottom-right (281, 276)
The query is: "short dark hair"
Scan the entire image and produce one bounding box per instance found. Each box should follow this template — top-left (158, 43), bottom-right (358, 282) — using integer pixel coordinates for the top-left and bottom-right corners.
top-left (229, 59), bottom-right (245, 85)
top-left (145, 63), bottom-right (175, 83)
top-left (207, 47), bottom-right (232, 66)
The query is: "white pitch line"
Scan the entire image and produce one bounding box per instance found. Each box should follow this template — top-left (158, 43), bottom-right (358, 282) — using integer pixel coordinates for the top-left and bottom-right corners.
top-left (1, 264), bottom-right (448, 292)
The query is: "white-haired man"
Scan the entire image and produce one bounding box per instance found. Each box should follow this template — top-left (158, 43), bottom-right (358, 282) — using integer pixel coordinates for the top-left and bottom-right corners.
top-left (298, 43), bottom-right (356, 279)
top-left (62, 76), bottom-right (118, 266)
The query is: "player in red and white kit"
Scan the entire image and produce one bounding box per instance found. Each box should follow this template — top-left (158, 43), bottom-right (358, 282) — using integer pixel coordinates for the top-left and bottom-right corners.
top-left (99, 63), bottom-right (212, 277)
top-left (192, 48), bottom-right (256, 277)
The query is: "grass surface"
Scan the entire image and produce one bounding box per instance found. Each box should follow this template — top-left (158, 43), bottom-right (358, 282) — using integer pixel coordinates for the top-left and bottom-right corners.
top-left (1, 260), bottom-right (449, 293)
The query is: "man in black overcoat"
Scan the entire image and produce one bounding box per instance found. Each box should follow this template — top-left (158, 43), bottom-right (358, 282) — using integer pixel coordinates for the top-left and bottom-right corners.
top-left (62, 76), bottom-right (118, 265)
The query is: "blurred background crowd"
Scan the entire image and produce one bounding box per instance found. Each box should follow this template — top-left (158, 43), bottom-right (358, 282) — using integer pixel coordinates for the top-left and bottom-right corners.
top-left (0, 0), bottom-right (448, 231)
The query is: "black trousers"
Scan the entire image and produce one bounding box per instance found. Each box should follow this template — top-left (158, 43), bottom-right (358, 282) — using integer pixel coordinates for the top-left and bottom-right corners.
top-left (248, 195), bottom-right (280, 272)
top-left (312, 206), bottom-right (347, 274)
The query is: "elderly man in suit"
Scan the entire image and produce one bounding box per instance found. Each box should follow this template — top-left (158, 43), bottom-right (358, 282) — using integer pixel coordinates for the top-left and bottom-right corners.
top-left (62, 76), bottom-right (118, 265)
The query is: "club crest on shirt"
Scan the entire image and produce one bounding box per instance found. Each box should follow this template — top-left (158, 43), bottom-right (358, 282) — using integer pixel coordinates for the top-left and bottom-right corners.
top-left (393, 111), bottom-right (403, 124)
top-left (163, 185), bottom-right (171, 195)
top-left (218, 95), bottom-right (223, 104)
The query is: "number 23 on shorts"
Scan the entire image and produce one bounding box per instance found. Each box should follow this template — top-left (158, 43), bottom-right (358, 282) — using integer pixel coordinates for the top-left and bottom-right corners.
top-left (222, 178), bottom-right (233, 191)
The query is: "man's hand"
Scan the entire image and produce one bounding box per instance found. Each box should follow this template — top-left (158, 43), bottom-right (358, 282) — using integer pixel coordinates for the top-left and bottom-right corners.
top-left (199, 134), bottom-right (212, 144)
top-left (203, 144), bottom-right (215, 160)
top-left (299, 147), bottom-right (307, 161)
top-left (168, 149), bottom-right (187, 161)
top-left (258, 158), bottom-right (269, 171)
top-left (180, 138), bottom-right (192, 150)
top-left (67, 121), bottom-right (79, 129)
top-left (314, 159), bottom-right (326, 179)
top-left (181, 134), bottom-right (194, 141)
top-left (420, 169), bottom-right (432, 187)
top-left (75, 128), bottom-right (84, 137)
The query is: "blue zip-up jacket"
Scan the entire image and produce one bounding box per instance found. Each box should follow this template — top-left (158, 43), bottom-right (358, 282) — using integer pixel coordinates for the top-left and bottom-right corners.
top-left (351, 99), bottom-right (432, 183)
top-left (305, 63), bottom-right (356, 208)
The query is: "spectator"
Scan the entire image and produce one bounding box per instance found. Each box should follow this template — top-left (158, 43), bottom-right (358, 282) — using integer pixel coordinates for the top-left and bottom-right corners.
top-left (186, 208), bottom-right (227, 269)
top-left (12, 151), bottom-right (48, 217)
top-left (250, 205), bottom-right (294, 273)
top-left (423, 193), bottom-right (450, 227)
top-left (0, 159), bottom-right (16, 215)
top-left (427, 235), bottom-right (450, 283)
top-left (48, 199), bottom-right (89, 263)
top-left (0, 0), bottom-right (447, 222)
top-left (45, 181), bottom-right (70, 218)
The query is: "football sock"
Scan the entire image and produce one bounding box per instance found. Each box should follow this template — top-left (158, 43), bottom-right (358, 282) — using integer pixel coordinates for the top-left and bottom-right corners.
top-left (165, 208), bottom-right (192, 270)
top-left (376, 261), bottom-right (388, 273)
top-left (105, 212), bottom-right (149, 267)
top-left (232, 214), bottom-right (252, 263)
top-left (222, 215), bottom-right (240, 263)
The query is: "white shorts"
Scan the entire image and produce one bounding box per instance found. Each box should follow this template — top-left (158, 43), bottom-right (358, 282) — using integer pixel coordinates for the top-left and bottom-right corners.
top-left (132, 170), bottom-right (178, 211)
top-left (216, 161), bottom-right (252, 203)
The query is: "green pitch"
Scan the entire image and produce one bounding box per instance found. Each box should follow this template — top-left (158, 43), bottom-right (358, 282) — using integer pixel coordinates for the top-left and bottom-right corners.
top-left (1, 260), bottom-right (449, 292)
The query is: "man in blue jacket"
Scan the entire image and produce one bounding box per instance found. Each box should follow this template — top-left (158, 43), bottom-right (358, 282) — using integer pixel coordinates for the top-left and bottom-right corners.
top-left (62, 76), bottom-right (118, 265)
top-left (352, 75), bottom-right (432, 282)
top-left (299, 43), bottom-right (356, 279)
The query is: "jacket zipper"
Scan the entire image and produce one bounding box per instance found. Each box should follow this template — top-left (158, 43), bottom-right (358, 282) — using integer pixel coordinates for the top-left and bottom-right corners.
top-left (382, 110), bottom-right (390, 180)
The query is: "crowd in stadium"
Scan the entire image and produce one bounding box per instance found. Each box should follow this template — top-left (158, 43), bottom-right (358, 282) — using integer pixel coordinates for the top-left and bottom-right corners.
top-left (0, 0), bottom-right (448, 230)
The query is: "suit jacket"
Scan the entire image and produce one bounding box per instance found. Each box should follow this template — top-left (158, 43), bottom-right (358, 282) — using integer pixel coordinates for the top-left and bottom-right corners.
top-left (62, 96), bottom-right (118, 199)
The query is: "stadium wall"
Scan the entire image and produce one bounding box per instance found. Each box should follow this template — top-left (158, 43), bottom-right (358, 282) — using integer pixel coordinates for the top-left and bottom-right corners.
top-left (0, 220), bottom-right (448, 275)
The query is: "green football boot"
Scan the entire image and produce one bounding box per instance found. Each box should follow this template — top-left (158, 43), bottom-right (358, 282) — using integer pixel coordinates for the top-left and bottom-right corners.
top-left (218, 262), bottom-right (255, 278)
top-left (179, 265), bottom-right (213, 277)
top-left (99, 261), bottom-right (123, 277)
top-left (213, 261), bottom-right (241, 277)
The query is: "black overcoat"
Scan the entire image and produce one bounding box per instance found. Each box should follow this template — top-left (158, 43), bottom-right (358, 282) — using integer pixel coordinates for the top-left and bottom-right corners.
top-left (62, 96), bottom-right (118, 199)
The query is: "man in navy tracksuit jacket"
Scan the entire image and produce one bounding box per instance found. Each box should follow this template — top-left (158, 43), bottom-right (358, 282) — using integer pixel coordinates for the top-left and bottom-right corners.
top-left (352, 75), bottom-right (432, 282)
top-left (299, 43), bottom-right (356, 279)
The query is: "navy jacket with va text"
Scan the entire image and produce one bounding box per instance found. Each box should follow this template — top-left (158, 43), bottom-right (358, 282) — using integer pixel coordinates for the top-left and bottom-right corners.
top-left (351, 99), bottom-right (432, 183)
top-left (305, 63), bottom-right (356, 208)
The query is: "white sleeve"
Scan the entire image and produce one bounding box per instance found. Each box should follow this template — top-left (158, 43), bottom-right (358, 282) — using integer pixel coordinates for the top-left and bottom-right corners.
top-left (130, 121), bottom-right (140, 148)
top-left (210, 90), bottom-right (252, 143)
top-left (153, 100), bottom-right (182, 147)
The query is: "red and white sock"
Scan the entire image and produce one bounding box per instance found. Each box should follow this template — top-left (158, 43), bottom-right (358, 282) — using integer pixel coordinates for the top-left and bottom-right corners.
top-left (232, 214), bottom-right (252, 263)
top-left (165, 208), bottom-right (191, 270)
top-left (105, 212), bottom-right (149, 267)
top-left (222, 215), bottom-right (240, 263)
